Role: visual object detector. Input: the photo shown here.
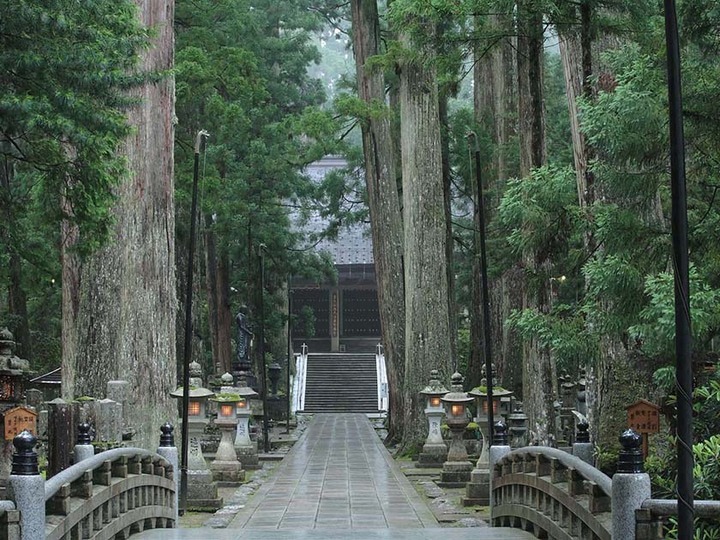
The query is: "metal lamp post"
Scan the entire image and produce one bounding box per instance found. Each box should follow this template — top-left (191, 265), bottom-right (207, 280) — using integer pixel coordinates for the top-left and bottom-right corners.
top-left (663, 1), bottom-right (693, 537)
top-left (180, 129), bottom-right (208, 515)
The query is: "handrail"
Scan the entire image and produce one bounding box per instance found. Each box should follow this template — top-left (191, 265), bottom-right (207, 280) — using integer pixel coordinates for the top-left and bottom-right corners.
top-left (493, 446), bottom-right (612, 540)
top-left (642, 499), bottom-right (720, 519)
top-left (300, 344), bottom-right (308, 411)
top-left (291, 343), bottom-right (308, 413)
top-left (375, 343), bottom-right (388, 412)
top-left (496, 446), bottom-right (612, 496)
top-left (44, 447), bottom-right (171, 501)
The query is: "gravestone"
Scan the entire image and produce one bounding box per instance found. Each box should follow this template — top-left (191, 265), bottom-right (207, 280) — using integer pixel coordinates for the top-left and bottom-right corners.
top-left (106, 380), bottom-right (133, 440)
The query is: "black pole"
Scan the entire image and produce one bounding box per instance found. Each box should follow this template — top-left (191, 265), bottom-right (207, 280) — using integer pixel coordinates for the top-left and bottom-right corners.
top-left (180, 129), bottom-right (208, 515)
top-left (468, 133), bottom-right (494, 448)
top-left (286, 283), bottom-right (292, 434)
top-left (663, 2), bottom-right (693, 538)
top-left (258, 244), bottom-right (270, 452)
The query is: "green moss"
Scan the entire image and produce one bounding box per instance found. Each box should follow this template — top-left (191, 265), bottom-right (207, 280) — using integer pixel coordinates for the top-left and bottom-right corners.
top-left (470, 386), bottom-right (507, 393)
top-left (212, 393), bottom-right (242, 402)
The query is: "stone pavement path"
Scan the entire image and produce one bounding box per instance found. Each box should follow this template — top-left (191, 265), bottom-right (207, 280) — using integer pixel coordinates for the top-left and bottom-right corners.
top-left (231, 413), bottom-right (436, 530)
top-left (136, 413), bottom-right (534, 540)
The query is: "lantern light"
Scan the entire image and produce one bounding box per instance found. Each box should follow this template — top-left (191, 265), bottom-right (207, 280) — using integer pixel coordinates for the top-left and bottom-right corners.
top-left (188, 401), bottom-right (201, 416)
top-left (220, 404), bottom-right (234, 417)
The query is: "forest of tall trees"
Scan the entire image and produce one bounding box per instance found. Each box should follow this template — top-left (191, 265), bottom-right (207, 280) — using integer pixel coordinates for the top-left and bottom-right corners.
top-left (2, 2), bottom-right (720, 522)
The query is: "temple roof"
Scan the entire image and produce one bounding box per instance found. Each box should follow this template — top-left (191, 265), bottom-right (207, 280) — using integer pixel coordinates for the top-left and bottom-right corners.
top-left (298, 157), bottom-right (374, 267)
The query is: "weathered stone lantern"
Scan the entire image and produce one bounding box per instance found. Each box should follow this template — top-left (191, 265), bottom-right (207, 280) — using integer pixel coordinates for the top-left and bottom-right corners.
top-left (210, 390), bottom-right (245, 484)
top-left (170, 362), bottom-right (214, 439)
top-left (507, 401), bottom-right (529, 448)
top-left (0, 328), bottom-right (29, 404)
top-left (170, 361), bottom-right (222, 511)
top-left (417, 369), bottom-right (448, 468)
top-left (439, 372), bottom-right (474, 486)
top-left (234, 375), bottom-right (260, 469)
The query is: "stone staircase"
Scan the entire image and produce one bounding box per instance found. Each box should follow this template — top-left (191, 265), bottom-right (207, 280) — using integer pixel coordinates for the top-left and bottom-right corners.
top-left (302, 353), bottom-right (379, 413)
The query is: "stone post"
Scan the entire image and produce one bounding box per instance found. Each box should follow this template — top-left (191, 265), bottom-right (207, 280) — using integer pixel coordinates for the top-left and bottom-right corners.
top-left (488, 421), bottom-right (512, 510)
top-left (73, 422), bottom-right (94, 463)
top-left (156, 422), bottom-right (179, 525)
top-left (7, 431), bottom-right (44, 540)
top-left (572, 419), bottom-right (593, 465)
top-left (611, 429), bottom-right (651, 540)
top-left (106, 380), bottom-right (131, 440)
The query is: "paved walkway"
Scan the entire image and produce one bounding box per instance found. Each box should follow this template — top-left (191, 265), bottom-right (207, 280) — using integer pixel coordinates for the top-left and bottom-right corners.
top-left (136, 413), bottom-right (533, 539)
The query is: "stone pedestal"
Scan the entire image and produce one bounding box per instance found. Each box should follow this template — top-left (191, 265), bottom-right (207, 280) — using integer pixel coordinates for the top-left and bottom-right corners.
top-left (234, 410), bottom-right (259, 468)
top-left (439, 460), bottom-right (473, 486)
top-left (187, 436), bottom-right (222, 511)
top-left (417, 405), bottom-right (447, 468)
top-left (417, 442), bottom-right (448, 468)
top-left (439, 424), bottom-right (473, 486)
top-left (462, 427), bottom-right (489, 505)
top-left (211, 426), bottom-right (245, 486)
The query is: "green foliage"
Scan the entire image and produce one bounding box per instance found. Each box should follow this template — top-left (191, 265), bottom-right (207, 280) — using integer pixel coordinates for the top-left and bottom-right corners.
top-left (647, 434), bottom-right (720, 539)
top-left (1, 0), bottom-right (150, 371)
top-left (0, 0), bottom-right (150, 254)
top-left (498, 165), bottom-right (580, 263)
top-left (174, 0), bottom-right (345, 366)
top-left (629, 268), bottom-right (720, 357)
top-left (508, 306), bottom-right (598, 374)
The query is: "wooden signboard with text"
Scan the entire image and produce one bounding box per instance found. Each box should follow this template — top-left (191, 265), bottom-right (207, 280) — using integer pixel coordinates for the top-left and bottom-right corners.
top-left (3, 406), bottom-right (38, 440)
top-left (626, 399), bottom-right (661, 458)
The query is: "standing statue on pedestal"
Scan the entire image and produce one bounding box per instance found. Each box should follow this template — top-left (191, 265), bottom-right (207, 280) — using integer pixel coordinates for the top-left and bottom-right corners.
top-left (234, 306), bottom-right (255, 387)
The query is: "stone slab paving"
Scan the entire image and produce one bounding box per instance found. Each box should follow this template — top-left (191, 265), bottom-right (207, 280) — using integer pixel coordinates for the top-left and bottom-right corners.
top-left (135, 413), bottom-right (534, 540)
top-left (229, 413), bottom-right (437, 530)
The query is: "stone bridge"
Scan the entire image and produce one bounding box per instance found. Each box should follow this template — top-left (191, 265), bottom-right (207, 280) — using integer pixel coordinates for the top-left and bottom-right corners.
top-left (1, 416), bottom-right (719, 539)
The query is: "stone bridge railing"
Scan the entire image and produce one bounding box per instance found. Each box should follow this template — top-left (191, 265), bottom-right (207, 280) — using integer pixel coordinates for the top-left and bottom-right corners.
top-left (492, 446), bottom-right (612, 540)
top-left (3, 424), bottom-right (178, 540)
top-left (490, 425), bottom-right (720, 540)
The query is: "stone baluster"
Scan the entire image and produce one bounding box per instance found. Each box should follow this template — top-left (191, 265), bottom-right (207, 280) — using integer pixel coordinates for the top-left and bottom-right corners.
top-left (611, 429), bottom-right (651, 540)
top-left (8, 430), bottom-right (45, 540)
top-left (489, 421), bottom-right (512, 509)
top-left (572, 420), bottom-right (593, 465)
top-left (156, 422), bottom-right (179, 525)
top-left (74, 422), bottom-right (95, 463)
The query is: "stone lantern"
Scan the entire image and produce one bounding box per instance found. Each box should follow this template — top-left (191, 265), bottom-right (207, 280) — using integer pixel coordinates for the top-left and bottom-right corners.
top-left (169, 361), bottom-right (222, 511)
top-left (210, 391), bottom-right (245, 484)
top-left (234, 375), bottom-right (260, 469)
top-left (507, 401), bottom-right (528, 448)
top-left (465, 373), bottom-right (505, 506)
top-left (170, 362), bottom-right (214, 439)
top-left (417, 369), bottom-right (448, 468)
top-left (439, 372), bottom-right (473, 486)
top-left (0, 328), bottom-right (29, 404)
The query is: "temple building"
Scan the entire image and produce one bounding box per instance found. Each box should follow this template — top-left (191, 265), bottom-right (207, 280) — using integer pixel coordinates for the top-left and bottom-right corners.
top-left (290, 157), bottom-right (381, 353)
